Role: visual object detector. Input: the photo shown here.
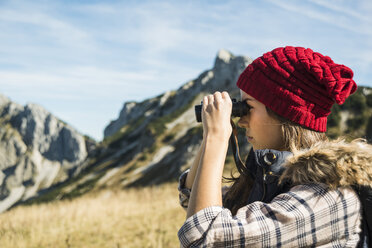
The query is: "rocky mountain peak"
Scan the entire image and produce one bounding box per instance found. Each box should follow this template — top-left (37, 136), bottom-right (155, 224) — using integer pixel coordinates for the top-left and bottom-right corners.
top-left (216, 49), bottom-right (234, 63)
top-left (0, 97), bottom-right (91, 212)
top-left (104, 50), bottom-right (252, 139)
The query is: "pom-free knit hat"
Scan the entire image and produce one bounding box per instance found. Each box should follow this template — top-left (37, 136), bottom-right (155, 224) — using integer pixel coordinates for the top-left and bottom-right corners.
top-left (236, 46), bottom-right (357, 132)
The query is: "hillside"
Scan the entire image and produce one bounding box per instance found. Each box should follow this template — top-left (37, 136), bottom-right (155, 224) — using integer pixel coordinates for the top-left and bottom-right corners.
top-left (24, 50), bottom-right (372, 204)
top-left (0, 182), bottom-right (183, 248)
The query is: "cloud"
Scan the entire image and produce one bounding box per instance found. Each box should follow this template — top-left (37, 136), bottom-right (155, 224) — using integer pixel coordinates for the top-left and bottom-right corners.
top-left (0, 5), bottom-right (92, 49)
top-left (266, 0), bottom-right (372, 36)
top-left (0, 67), bottom-right (163, 101)
top-left (309, 0), bottom-right (371, 21)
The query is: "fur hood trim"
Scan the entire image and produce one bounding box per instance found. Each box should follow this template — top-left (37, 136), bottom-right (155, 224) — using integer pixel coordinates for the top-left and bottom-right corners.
top-left (279, 139), bottom-right (372, 189)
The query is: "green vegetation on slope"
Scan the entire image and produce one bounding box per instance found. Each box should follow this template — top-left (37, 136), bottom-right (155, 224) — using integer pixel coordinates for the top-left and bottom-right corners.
top-left (327, 86), bottom-right (372, 140)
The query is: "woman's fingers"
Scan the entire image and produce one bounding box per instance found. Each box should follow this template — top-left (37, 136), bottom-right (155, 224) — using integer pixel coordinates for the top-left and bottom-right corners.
top-left (221, 91), bottom-right (230, 100)
top-left (202, 95), bottom-right (209, 110)
top-left (208, 94), bottom-right (214, 105)
top-left (213, 92), bottom-right (223, 107)
top-left (204, 92), bottom-right (231, 110)
top-left (203, 94), bottom-right (215, 112)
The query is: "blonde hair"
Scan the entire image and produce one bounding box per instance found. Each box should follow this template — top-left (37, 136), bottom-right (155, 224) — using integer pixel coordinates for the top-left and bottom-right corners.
top-left (268, 108), bottom-right (328, 152)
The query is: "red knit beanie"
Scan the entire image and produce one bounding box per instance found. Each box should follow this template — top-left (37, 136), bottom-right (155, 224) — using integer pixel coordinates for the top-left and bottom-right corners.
top-left (236, 46), bottom-right (357, 132)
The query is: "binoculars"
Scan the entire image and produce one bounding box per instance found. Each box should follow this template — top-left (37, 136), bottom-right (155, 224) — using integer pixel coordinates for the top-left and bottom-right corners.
top-left (194, 99), bottom-right (250, 122)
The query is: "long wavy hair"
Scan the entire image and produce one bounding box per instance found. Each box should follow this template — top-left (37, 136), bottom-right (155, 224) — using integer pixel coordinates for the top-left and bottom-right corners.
top-left (223, 107), bottom-right (328, 215)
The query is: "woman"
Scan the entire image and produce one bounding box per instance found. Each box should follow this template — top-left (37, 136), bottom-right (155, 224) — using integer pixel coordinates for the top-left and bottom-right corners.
top-left (177, 46), bottom-right (372, 247)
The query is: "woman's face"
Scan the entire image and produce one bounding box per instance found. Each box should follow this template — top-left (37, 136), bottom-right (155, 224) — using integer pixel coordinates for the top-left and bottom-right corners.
top-left (238, 90), bottom-right (284, 151)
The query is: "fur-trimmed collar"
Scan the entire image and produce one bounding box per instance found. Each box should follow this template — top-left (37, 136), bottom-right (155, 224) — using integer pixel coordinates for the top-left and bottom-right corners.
top-left (280, 139), bottom-right (372, 189)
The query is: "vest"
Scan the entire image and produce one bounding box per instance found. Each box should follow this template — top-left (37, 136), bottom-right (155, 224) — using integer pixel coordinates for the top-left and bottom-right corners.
top-left (245, 148), bottom-right (292, 204)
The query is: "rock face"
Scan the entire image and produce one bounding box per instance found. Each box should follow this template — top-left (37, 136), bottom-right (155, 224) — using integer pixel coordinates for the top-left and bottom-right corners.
top-left (0, 96), bottom-right (90, 212)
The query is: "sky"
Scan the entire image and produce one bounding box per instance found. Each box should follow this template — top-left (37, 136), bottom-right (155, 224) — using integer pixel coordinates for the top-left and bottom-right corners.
top-left (0, 0), bottom-right (371, 141)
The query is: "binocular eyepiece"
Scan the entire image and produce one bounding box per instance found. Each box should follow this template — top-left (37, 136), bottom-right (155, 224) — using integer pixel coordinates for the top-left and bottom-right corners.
top-left (194, 99), bottom-right (250, 122)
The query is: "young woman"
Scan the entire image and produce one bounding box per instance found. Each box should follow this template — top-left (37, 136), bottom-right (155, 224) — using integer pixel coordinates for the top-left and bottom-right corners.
top-left (177, 46), bottom-right (372, 247)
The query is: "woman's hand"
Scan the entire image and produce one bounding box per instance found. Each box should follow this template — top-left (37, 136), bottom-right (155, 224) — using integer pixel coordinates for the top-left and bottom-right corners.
top-left (202, 91), bottom-right (232, 141)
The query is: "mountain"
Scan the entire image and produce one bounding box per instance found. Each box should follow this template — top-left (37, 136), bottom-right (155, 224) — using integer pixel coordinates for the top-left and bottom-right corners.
top-left (24, 50), bottom-right (252, 202)
top-left (0, 95), bottom-right (95, 212)
top-left (8, 49), bottom-right (372, 205)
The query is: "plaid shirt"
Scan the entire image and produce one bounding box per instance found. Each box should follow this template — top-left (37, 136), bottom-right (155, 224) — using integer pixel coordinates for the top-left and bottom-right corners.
top-left (178, 180), bottom-right (361, 247)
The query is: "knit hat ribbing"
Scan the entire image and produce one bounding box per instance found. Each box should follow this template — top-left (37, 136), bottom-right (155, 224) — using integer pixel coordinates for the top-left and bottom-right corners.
top-left (236, 46), bottom-right (357, 132)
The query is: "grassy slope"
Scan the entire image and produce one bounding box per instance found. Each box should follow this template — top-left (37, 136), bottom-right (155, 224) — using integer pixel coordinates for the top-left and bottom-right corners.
top-left (0, 183), bottom-right (185, 248)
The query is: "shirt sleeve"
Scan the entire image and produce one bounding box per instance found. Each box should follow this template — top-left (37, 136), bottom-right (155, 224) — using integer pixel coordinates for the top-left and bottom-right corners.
top-left (178, 184), bottom-right (361, 247)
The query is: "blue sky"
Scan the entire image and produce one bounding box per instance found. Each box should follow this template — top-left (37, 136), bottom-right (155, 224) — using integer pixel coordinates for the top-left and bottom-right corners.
top-left (0, 0), bottom-right (371, 141)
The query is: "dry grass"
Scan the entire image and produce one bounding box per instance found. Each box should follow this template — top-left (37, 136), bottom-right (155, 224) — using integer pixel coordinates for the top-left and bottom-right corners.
top-left (0, 183), bottom-right (185, 248)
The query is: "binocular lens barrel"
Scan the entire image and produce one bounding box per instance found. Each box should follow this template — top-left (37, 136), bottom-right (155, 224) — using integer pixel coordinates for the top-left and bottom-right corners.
top-left (194, 99), bottom-right (250, 122)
